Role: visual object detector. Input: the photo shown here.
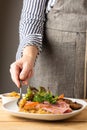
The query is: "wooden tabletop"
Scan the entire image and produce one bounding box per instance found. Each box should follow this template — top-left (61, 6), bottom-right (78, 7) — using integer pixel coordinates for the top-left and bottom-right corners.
top-left (0, 99), bottom-right (87, 130)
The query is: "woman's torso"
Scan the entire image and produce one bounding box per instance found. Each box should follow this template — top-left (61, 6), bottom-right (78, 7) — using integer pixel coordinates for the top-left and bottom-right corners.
top-left (46, 0), bottom-right (87, 32)
top-left (30, 0), bottom-right (87, 98)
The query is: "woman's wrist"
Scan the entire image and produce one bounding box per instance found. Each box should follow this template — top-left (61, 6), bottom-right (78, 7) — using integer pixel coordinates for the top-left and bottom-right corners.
top-left (23, 45), bottom-right (39, 64)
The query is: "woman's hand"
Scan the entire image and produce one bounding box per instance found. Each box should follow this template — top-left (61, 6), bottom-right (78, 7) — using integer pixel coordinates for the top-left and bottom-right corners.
top-left (10, 46), bottom-right (38, 87)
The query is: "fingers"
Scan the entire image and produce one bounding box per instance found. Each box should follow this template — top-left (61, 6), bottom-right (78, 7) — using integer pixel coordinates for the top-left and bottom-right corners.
top-left (19, 62), bottom-right (30, 80)
top-left (19, 67), bottom-right (33, 86)
top-left (10, 62), bottom-right (21, 87)
top-left (10, 59), bottom-right (34, 87)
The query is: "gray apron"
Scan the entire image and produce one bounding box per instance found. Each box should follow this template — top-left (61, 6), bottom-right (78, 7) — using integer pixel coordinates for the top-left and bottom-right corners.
top-left (30, 0), bottom-right (87, 98)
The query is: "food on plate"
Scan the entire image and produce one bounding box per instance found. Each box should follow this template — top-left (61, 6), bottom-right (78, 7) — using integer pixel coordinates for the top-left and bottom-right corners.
top-left (6, 91), bottom-right (20, 98)
top-left (18, 86), bottom-right (83, 114)
top-left (61, 99), bottom-right (82, 110)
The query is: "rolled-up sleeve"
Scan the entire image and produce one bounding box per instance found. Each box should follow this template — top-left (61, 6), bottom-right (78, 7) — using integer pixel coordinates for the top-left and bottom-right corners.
top-left (16, 0), bottom-right (47, 60)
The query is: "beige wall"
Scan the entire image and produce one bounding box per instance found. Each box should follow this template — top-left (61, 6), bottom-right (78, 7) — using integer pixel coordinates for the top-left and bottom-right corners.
top-left (0, 0), bottom-right (23, 93)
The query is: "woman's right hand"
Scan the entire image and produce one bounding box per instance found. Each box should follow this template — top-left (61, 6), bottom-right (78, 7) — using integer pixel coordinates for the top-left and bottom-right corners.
top-left (10, 56), bottom-right (34, 87)
top-left (10, 45), bottom-right (38, 87)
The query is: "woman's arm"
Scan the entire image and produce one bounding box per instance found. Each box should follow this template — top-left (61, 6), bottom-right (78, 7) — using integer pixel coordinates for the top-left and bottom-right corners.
top-left (10, 0), bottom-right (47, 87)
top-left (16, 0), bottom-right (47, 60)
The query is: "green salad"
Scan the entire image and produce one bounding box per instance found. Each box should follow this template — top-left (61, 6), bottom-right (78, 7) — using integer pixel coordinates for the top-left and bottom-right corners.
top-left (24, 86), bottom-right (59, 104)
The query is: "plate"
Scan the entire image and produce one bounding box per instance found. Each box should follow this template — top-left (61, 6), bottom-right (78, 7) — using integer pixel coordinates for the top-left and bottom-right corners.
top-left (2, 98), bottom-right (87, 121)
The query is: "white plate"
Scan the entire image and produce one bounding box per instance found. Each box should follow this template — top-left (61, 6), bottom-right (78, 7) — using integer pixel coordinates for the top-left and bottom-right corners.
top-left (2, 98), bottom-right (87, 121)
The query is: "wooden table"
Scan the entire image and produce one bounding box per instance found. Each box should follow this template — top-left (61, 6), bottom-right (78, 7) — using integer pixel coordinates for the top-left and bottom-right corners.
top-left (0, 99), bottom-right (87, 130)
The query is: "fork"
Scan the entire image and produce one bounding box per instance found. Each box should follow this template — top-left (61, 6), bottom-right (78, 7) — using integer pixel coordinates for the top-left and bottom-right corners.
top-left (17, 82), bottom-right (22, 106)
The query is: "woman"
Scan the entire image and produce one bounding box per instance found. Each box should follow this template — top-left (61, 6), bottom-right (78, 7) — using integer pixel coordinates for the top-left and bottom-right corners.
top-left (10, 0), bottom-right (87, 98)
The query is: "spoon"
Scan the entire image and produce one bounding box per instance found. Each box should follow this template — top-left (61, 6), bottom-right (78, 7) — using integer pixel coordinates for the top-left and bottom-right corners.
top-left (17, 82), bottom-right (22, 106)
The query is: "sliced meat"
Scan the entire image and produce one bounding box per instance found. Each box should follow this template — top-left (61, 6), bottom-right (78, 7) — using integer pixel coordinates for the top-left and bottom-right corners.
top-left (70, 102), bottom-right (83, 110)
top-left (58, 98), bottom-right (83, 110)
top-left (37, 101), bottom-right (72, 114)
